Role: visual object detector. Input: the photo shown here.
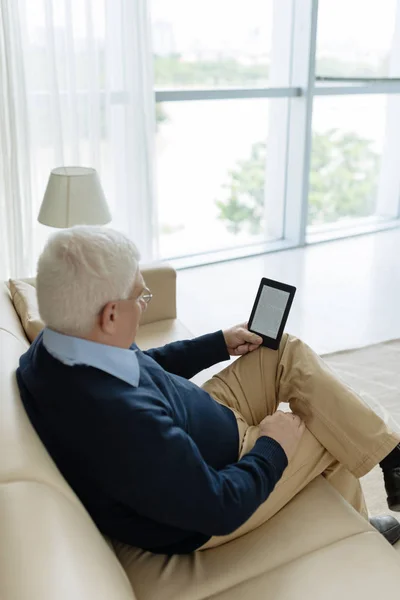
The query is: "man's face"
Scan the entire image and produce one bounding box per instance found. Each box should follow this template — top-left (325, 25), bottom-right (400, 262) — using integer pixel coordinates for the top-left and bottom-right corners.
top-left (97, 270), bottom-right (149, 348)
top-left (117, 271), bottom-right (148, 347)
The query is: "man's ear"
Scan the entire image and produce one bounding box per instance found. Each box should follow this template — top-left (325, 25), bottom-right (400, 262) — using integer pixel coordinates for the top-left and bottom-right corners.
top-left (100, 301), bottom-right (118, 335)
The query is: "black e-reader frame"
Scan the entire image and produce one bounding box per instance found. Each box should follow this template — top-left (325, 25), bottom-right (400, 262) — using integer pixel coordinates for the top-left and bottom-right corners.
top-left (248, 278), bottom-right (296, 350)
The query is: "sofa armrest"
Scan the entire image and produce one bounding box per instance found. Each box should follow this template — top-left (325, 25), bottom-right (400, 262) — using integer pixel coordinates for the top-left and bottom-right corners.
top-left (19, 263), bottom-right (177, 327)
top-left (139, 263), bottom-right (177, 326)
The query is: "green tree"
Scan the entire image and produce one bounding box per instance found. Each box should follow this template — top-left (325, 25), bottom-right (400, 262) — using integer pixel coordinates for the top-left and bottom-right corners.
top-left (215, 143), bottom-right (267, 234)
top-left (308, 130), bottom-right (379, 224)
top-left (153, 55), bottom-right (389, 88)
top-left (316, 57), bottom-right (388, 78)
top-left (154, 55), bottom-right (269, 87)
top-left (216, 130), bottom-right (380, 234)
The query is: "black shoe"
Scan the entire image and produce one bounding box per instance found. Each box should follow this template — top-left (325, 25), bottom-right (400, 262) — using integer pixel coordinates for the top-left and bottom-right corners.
top-left (370, 515), bottom-right (400, 545)
top-left (383, 467), bottom-right (400, 511)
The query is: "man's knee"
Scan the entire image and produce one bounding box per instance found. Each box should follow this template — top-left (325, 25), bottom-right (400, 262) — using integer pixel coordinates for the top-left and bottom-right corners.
top-left (279, 333), bottom-right (310, 355)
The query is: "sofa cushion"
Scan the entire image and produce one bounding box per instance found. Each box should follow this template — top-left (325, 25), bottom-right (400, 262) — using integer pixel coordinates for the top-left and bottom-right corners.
top-left (0, 282), bottom-right (30, 345)
top-left (0, 481), bottom-right (136, 600)
top-left (9, 279), bottom-right (44, 342)
top-left (0, 330), bottom-right (80, 506)
top-left (213, 531), bottom-right (400, 600)
top-left (113, 477), bottom-right (393, 600)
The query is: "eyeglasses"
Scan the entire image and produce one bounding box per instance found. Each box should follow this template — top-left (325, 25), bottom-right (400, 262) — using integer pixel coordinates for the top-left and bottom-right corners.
top-left (137, 286), bottom-right (153, 305)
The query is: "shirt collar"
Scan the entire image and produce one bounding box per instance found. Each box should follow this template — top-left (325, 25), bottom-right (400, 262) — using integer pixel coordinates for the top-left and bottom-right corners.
top-left (42, 327), bottom-right (140, 387)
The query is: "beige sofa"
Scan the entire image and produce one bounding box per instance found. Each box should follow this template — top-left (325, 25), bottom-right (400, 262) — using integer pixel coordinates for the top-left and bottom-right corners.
top-left (1, 263), bottom-right (400, 600)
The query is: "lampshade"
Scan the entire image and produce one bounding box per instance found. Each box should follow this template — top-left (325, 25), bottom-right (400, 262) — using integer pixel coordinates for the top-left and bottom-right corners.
top-left (38, 166), bottom-right (112, 228)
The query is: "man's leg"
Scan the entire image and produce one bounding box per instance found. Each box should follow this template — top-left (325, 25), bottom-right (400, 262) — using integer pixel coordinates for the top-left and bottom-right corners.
top-left (200, 334), bottom-right (398, 549)
top-left (200, 426), bottom-right (366, 549)
top-left (203, 334), bottom-right (399, 478)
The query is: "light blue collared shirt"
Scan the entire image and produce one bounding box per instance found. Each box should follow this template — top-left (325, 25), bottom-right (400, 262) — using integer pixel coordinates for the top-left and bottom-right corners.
top-left (42, 327), bottom-right (140, 387)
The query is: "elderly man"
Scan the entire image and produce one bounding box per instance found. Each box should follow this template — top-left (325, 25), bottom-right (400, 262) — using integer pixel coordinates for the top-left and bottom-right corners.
top-left (17, 226), bottom-right (400, 554)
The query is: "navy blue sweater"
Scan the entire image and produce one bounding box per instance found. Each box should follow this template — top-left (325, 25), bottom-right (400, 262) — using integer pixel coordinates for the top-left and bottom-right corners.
top-left (16, 330), bottom-right (288, 554)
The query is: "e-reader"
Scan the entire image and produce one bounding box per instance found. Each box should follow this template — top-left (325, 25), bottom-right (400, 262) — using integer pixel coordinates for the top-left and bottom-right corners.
top-left (248, 278), bottom-right (296, 350)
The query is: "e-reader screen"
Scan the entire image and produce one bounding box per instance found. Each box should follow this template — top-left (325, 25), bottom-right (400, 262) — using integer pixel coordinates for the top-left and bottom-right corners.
top-left (251, 286), bottom-right (290, 339)
top-left (248, 278), bottom-right (296, 350)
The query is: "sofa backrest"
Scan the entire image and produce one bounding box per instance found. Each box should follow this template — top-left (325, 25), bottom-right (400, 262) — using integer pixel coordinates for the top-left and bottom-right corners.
top-left (18, 262), bottom-right (177, 328)
top-left (0, 282), bottom-right (136, 600)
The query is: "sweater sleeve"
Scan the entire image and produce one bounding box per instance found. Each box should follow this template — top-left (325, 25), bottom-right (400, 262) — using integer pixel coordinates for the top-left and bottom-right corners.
top-left (104, 399), bottom-right (288, 537)
top-left (142, 331), bottom-right (230, 379)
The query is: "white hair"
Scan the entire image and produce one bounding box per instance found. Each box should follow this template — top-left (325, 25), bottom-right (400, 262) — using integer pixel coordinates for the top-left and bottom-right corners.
top-left (37, 226), bottom-right (140, 335)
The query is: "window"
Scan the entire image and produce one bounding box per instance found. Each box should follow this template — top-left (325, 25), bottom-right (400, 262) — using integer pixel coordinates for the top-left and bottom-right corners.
top-left (308, 95), bottom-right (400, 233)
top-left (156, 99), bottom-right (290, 258)
top-left (151, 0), bottom-right (294, 262)
top-left (152, 0), bottom-right (274, 90)
top-left (310, 0), bottom-right (400, 243)
top-left (316, 0), bottom-right (398, 78)
top-left (151, 1), bottom-right (400, 264)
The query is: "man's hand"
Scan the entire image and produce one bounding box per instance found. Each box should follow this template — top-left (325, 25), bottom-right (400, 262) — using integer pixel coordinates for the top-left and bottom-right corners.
top-left (223, 323), bottom-right (263, 356)
top-left (258, 411), bottom-right (305, 462)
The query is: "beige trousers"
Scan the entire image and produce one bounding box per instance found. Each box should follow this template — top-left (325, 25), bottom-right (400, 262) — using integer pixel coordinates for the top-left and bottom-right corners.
top-left (199, 334), bottom-right (400, 550)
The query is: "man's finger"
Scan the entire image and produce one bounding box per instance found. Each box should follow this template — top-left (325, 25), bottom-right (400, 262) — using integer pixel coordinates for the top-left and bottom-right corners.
top-left (248, 343), bottom-right (260, 352)
top-left (240, 328), bottom-right (263, 345)
top-left (235, 343), bottom-right (250, 355)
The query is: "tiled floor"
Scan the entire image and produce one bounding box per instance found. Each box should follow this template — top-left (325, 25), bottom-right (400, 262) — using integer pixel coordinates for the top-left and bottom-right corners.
top-left (177, 227), bottom-right (400, 356)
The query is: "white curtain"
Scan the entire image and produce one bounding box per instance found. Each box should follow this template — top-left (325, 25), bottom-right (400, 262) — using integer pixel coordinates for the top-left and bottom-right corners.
top-left (0, 0), bottom-right (157, 279)
top-left (0, 0), bottom-right (34, 277)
